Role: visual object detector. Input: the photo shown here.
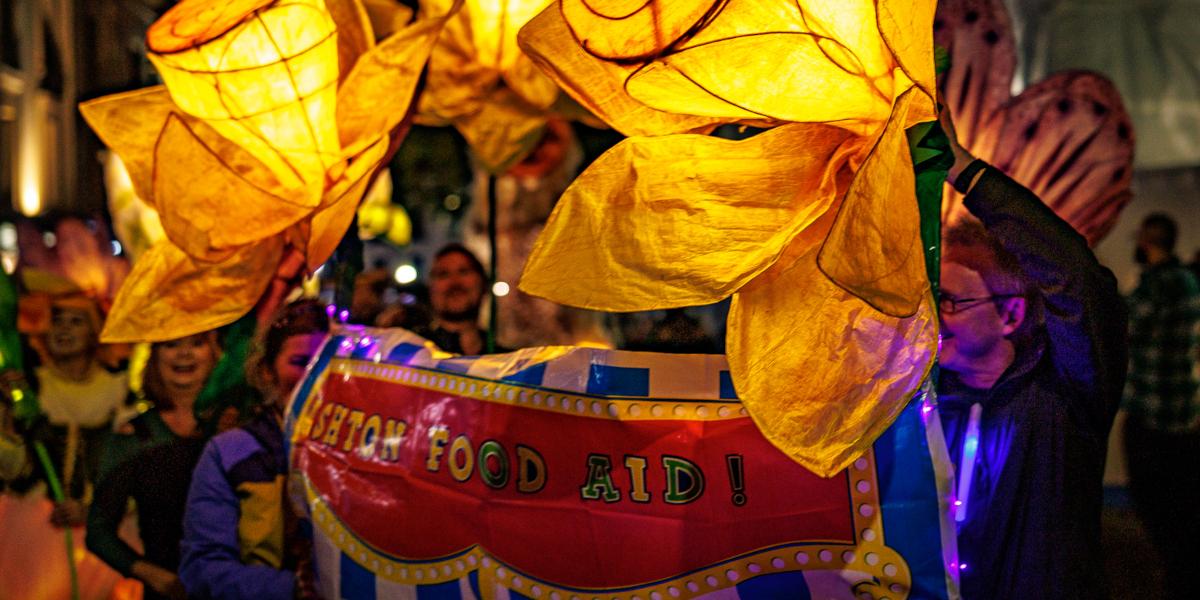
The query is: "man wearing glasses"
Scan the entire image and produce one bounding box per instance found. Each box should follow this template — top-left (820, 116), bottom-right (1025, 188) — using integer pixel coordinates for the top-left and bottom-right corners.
top-left (936, 111), bottom-right (1128, 600)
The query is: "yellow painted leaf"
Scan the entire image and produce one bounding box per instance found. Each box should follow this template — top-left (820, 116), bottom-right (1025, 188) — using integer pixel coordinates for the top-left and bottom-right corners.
top-left (817, 88), bottom-right (928, 317)
top-left (520, 122), bottom-right (860, 311)
top-left (101, 238), bottom-right (284, 344)
top-left (153, 114), bottom-right (312, 260)
top-left (78, 87), bottom-right (177, 209)
top-left (727, 233), bottom-right (938, 477)
top-left (517, 4), bottom-right (722, 137)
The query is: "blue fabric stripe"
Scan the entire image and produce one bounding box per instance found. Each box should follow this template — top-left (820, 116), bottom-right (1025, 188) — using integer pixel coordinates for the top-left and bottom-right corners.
top-left (340, 553), bottom-right (377, 600)
top-left (415, 579), bottom-right (463, 599)
top-left (719, 370), bottom-right (738, 399)
top-left (436, 359), bottom-right (473, 374)
top-left (735, 570), bottom-right (811, 599)
top-left (387, 342), bottom-right (425, 365)
top-left (508, 590), bottom-right (534, 600)
top-left (468, 571), bottom-right (481, 599)
top-left (501, 362), bottom-right (547, 386)
top-left (586, 365), bottom-right (650, 396)
top-left (874, 394), bottom-right (950, 600)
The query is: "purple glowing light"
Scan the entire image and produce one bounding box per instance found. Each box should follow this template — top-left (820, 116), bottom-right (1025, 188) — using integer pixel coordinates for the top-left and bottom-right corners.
top-left (954, 402), bottom-right (983, 523)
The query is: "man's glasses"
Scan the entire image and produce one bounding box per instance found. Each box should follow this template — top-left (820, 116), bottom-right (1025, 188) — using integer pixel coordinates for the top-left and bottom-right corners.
top-left (938, 293), bottom-right (1023, 314)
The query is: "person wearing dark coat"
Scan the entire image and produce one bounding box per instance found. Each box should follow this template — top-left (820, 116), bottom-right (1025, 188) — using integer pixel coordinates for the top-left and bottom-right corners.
top-left (936, 111), bottom-right (1128, 599)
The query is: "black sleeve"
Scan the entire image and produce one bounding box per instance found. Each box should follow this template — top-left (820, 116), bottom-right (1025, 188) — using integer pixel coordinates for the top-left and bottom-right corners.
top-left (86, 456), bottom-right (143, 577)
top-left (963, 166), bottom-right (1128, 422)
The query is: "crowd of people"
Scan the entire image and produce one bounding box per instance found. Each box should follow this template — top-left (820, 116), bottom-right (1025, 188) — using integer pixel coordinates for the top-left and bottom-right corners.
top-left (0, 115), bottom-right (1195, 600)
top-left (0, 243), bottom-right (497, 599)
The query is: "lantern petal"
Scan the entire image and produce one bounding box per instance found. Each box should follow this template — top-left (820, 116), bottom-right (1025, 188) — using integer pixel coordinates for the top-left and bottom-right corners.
top-left (100, 238), bottom-right (284, 344)
top-left (456, 87), bottom-right (549, 173)
top-left (79, 86), bottom-right (177, 208)
top-left (307, 135), bottom-right (392, 270)
top-left (337, 0), bottom-right (460, 154)
top-left (326, 0), bottom-right (375, 79)
top-left (625, 32), bottom-right (893, 125)
top-left (519, 122), bottom-right (860, 311)
top-left (148, 0), bottom-right (343, 190)
top-left (505, 54), bottom-right (559, 111)
top-left (817, 87), bottom-right (929, 317)
top-left (517, 4), bottom-right (722, 137)
top-left (360, 0), bottom-right (414, 39)
top-left (560, 0), bottom-right (725, 61)
top-left (727, 232), bottom-right (938, 477)
top-left (153, 114), bottom-right (313, 260)
top-left (876, 0), bottom-right (938, 117)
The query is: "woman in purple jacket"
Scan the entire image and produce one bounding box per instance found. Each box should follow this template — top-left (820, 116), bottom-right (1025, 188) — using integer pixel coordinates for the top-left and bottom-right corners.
top-left (179, 300), bottom-right (329, 600)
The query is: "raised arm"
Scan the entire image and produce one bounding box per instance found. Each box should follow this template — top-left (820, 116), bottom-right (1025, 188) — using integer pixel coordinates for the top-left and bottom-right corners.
top-left (942, 110), bottom-right (1128, 421)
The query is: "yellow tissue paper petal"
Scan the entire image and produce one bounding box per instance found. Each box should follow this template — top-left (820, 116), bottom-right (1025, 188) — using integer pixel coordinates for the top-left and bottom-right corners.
top-left (505, 53), bottom-right (560, 111)
top-left (626, 32), bottom-right (893, 124)
top-left (875, 0), bottom-right (937, 115)
top-left (517, 4), bottom-right (722, 137)
top-left (79, 86), bottom-right (178, 208)
top-left (361, 0), bottom-right (414, 39)
top-left (101, 238), bottom-right (284, 344)
top-left (817, 87), bottom-right (928, 317)
top-left (421, 1), bottom-right (496, 123)
top-left (337, 0), bottom-right (460, 152)
top-left (326, 0), bottom-right (375, 80)
top-left (455, 87), bottom-right (549, 173)
top-left (728, 232), bottom-right (938, 477)
top-left (520, 122), bottom-right (860, 311)
top-left (559, 0), bottom-right (724, 61)
top-left (153, 114), bottom-right (313, 259)
top-left (308, 136), bottom-right (391, 269)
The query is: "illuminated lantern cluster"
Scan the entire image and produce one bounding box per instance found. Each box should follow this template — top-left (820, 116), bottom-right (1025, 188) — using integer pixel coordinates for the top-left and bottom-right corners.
top-left (517, 0), bottom-right (940, 475)
top-left (81, 0), bottom-right (463, 343)
top-left (418, 0), bottom-right (568, 173)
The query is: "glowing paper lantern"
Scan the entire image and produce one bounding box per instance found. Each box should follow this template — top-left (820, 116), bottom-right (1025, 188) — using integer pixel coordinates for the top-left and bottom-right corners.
top-left (81, 0), bottom-right (461, 343)
top-left (148, 0), bottom-right (341, 194)
top-left (517, 0), bottom-right (939, 475)
top-left (419, 0), bottom-right (562, 172)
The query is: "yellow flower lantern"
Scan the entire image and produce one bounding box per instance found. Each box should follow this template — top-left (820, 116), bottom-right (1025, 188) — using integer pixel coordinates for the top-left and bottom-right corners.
top-left (517, 0), bottom-right (939, 475)
top-left (81, 0), bottom-right (462, 343)
top-left (418, 0), bottom-right (563, 173)
top-left (147, 0), bottom-right (342, 194)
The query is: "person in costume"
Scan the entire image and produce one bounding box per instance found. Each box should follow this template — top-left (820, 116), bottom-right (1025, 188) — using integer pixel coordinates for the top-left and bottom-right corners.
top-left (1122, 212), bottom-right (1200, 599)
top-left (179, 299), bottom-right (330, 600)
top-left (31, 297), bottom-right (129, 527)
top-left (936, 110), bottom-right (1128, 599)
top-left (87, 332), bottom-right (221, 600)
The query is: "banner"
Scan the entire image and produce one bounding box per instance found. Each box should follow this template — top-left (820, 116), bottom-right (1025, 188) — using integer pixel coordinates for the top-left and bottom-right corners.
top-left (287, 327), bottom-right (959, 599)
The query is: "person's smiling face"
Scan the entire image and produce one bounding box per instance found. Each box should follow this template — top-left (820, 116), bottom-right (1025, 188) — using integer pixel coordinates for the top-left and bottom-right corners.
top-left (47, 307), bottom-right (97, 361)
top-left (155, 334), bottom-right (217, 392)
top-left (430, 251), bottom-right (484, 322)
